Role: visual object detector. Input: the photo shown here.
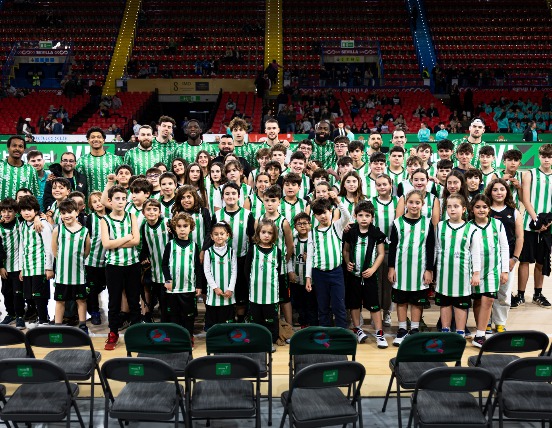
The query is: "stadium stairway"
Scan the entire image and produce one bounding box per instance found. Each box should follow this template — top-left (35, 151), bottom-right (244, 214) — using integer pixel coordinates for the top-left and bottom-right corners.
top-left (406, 0), bottom-right (437, 86)
top-left (266, 0), bottom-right (283, 95)
top-left (103, 0), bottom-right (142, 96)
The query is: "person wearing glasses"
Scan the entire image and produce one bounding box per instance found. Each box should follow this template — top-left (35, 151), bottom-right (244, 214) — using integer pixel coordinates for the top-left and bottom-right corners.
top-left (43, 151), bottom-right (88, 210)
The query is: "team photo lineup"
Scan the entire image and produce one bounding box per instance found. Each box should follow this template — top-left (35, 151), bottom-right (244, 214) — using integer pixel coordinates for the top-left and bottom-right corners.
top-left (0, 113), bottom-right (549, 353)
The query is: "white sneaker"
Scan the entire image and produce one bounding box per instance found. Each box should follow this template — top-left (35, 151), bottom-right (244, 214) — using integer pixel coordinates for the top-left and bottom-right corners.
top-left (376, 332), bottom-right (388, 349)
top-left (393, 328), bottom-right (409, 347)
top-left (354, 328), bottom-right (368, 344)
top-left (383, 311), bottom-right (392, 327)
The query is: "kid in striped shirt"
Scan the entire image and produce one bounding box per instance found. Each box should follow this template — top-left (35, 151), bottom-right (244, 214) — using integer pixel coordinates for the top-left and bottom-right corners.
top-left (478, 146), bottom-right (499, 188)
top-left (158, 172), bottom-right (177, 219)
top-left (146, 166), bottom-right (163, 200)
top-left (247, 148), bottom-right (270, 188)
top-left (500, 149), bottom-right (523, 209)
top-left (280, 172), bottom-right (307, 227)
top-left (45, 177), bottom-right (71, 226)
top-left (285, 151), bottom-right (311, 199)
top-left (338, 171), bottom-right (365, 219)
top-left (388, 146), bottom-right (407, 196)
top-left (51, 199), bottom-right (91, 333)
top-left (203, 221), bottom-right (237, 328)
top-left (206, 162), bottom-right (225, 214)
top-left (244, 172), bottom-right (270, 220)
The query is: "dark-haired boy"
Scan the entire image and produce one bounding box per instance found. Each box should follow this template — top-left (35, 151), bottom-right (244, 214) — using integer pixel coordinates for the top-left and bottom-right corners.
top-left (46, 178), bottom-right (71, 225)
top-left (453, 143), bottom-right (474, 175)
top-left (367, 152), bottom-right (387, 198)
top-left (435, 159), bottom-right (453, 197)
top-left (478, 146), bottom-right (498, 188)
top-left (465, 169), bottom-right (484, 200)
top-left (280, 173), bottom-right (307, 227)
top-left (500, 149), bottom-right (523, 208)
top-left (286, 151), bottom-right (311, 199)
top-left (388, 146), bottom-right (407, 195)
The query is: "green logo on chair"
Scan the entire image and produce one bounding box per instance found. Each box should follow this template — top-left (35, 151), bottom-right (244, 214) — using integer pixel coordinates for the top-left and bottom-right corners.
top-left (17, 366), bottom-right (33, 378)
top-left (129, 364), bottom-right (144, 377)
top-left (536, 365), bottom-right (552, 377)
top-left (323, 370), bottom-right (338, 383)
top-left (216, 363), bottom-right (232, 376)
top-left (49, 333), bottom-right (63, 344)
top-left (449, 374), bottom-right (466, 387)
top-left (510, 337), bottom-right (525, 347)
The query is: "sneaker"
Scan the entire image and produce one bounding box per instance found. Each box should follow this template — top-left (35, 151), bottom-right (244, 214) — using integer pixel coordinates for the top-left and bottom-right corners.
top-left (533, 294), bottom-right (552, 308)
top-left (15, 317), bottom-right (25, 330)
top-left (510, 294), bottom-right (525, 308)
top-left (472, 336), bottom-right (486, 348)
top-left (24, 308), bottom-right (37, 321)
top-left (142, 313), bottom-right (154, 323)
top-left (485, 324), bottom-right (493, 335)
top-left (464, 327), bottom-right (473, 339)
top-left (393, 328), bottom-right (409, 347)
top-left (496, 324), bottom-right (507, 333)
top-left (78, 324), bottom-right (89, 335)
top-left (104, 332), bottom-right (119, 350)
top-left (409, 328), bottom-right (420, 335)
top-left (90, 311), bottom-right (101, 326)
top-left (285, 338), bottom-right (291, 344)
top-left (456, 330), bottom-right (465, 339)
top-left (0, 315), bottom-right (15, 325)
top-left (383, 311), bottom-right (392, 327)
top-left (354, 328), bottom-right (368, 344)
top-left (376, 331), bottom-right (388, 349)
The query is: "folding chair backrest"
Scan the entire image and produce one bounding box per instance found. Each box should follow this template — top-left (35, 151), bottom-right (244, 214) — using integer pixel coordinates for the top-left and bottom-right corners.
top-left (416, 366), bottom-right (495, 393)
top-left (289, 327), bottom-right (357, 356)
top-left (0, 325), bottom-right (27, 346)
top-left (478, 330), bottom-right (549, 356)
top-left (185, 355), bottom-right (260, 381)
top-left (396, 332), bottom-right (466, 363)
top-left (26, 325), bottom-right (94, 349)
top-left (206, 323), bottom-right (272, 354)
top-left (124, 323), bottom-right (192, 355)
top-left (501, 357), bottom-right (552, 383)
top-left (0, 358), bottom-right (67, 384)
top-left (101, 357), bottom-right (177, 383)
top-left (291, 361), bottom-right (365, 389)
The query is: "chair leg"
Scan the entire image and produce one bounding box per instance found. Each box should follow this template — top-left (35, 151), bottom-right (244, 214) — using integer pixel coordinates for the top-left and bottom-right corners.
top-left (407, 404), bottom-right (414, 428)
top-left (118, 419), bottom-right (124, 428)
top-left (104, 396), bottom-right (110, 428)
top-left (72, 399), bottom-right (85, 428)
top-left (396, 382), bottom-right (403, 428)
top-left (89, 372), bottom-right (95, 428)
top-left (279, 407), bottom-right (288, 428)
top-left (381, 373), bottom-right (395, 412)
top-left (268, 376), bottom-right (273, 426)
top-left (357, 397), bottom-right (363, 428)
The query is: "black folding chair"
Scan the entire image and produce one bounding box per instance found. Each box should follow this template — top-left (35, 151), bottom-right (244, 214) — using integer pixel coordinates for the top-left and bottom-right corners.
top-left (0, 325), bottom-right (33, 359)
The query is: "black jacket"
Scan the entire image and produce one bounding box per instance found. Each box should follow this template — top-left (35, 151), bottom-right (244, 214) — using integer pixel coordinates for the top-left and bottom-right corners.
top-left (43, 164), bottom-right (88, 210)
top-left (523, 127), bottom-right (538, 142)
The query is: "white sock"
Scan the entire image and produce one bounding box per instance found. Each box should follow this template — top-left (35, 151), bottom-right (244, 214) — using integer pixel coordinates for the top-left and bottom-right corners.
top-left (411, 322), bottom-right (420, 329)
top-left (476, 330), bottom-right (485, 337)
top-left (399, 321), bottom-right (407, 330)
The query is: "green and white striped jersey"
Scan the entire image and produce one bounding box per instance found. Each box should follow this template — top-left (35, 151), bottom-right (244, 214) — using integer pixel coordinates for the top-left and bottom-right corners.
top-left (190, 209), bottom-right (208, 250)
top-left (339, 196), bottom-right (357, 219)
top-left (165, 239), bottom-right (198, 293)
top-left (153, 139), bottom-right (178, 166)
top-left (103, 213), bottom-right (139, 266)
top-left (280, 197), bottom-right (306, 227)
top-left (54, 224), bottom-right (88, 285)
top-left (351, 233), bottom-right (377, 277)
top-left (523, 168), bottom-right (552, 231)
top-left (260, 214), bottom-right (287, 274)
top-left (142, 219), bottom-right (170, 283)
top-left (481, 170), bottom-right (498, 189)
top-left (47, 200), bottom-right (62, 225)
top-left (173, 142), bottom-right (215, 164)
top-left (19, 219), bottom-right (53, 277)
top-left (388, 168), bottom-right (408, 194)
top-left (160, 198), bottom-right (175, 219)
top-left (0, 161), bottom-right (39, 200)
top-left (372, 196), bottom-right (397, 250)
top-left (435, 221), bottom-right (481, 297)
top-left (150, 192), bottom-right (162, 201)
top-left (249, 244), bottom-right (279, 304)
top-left (85, 212), bottom-right (106, 268)
top-left (309, 224), bottom-right (343, 271)
top-left (365, 176), bottom-right (378, 199)
top-left (215, 208), bottom-right (251, 257)
top-left (498, 170), bottom-right (522, 209)
top-left (291, 234), bottom-right (308, 285)
top-left (248, 193), bottom-right (266, 219)
top-left (76, 152), bottom-right (122, 193)
top-left (123, 146), bottom-right (165, 176)
top-left (205, 184), bottom-right (221, 214)
top-left (391, 216), bottom-right (432, 292)
top-left (204, 245), bottom-right (236, 306)
top-left (311, 141), bottom-right (337, 170)
top-left (0, 220), bottom-right (20, 272)
top-left (232, 144), bottom-right (255, 167)
top-left (470, 218), bottom-right (509, 294)
top-left (125, 202), bottom-right (145, 227)
top-left (452, 139), bottom-right (488, 169)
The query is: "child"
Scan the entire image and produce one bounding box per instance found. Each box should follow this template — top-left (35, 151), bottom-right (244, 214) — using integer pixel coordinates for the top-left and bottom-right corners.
top-left (435, 159), bottom-right (453, 197)
top-left (18, 195), bottom-right (54, 326)
top-left (162, 212), bottom-right (203, 340)
top-left (469, 194), bottom-right (509, 347)
top-left (465, 169), bottom-right (484, 200)
top-left (216, 160), bottom-right (252, 208)
top-left (287, 212), bottom-right (317, 328)
top-left (185, 162), bottom-right (208, 208)
top-left (435, 193), bottom-right (481, 338)
top-left (453, 143), bottom-right (474, 175)
top-left (101, 185), bottom-right (142, 350)
top-left (195, 150), bottom-right (211, 178)
top-left (206, 162), bottom-right (225, 213)
top-left (171, 157), bottom-right (187, 187)
top-left (366, 152), bottom-right (387, 198)
top-left (396, 169), bottom-right (440, 226)
top-left (416, 143), bottom-right (433, 172)
top-left (333, 156), bottom-right (354, 192)
top-left (51, 199), bottom-right (91, 332)
top-left (247, 148), bottom-right (271, 188)
top-left (396, 155), bottom-right (423, 197)
top-left (305, 193), bottom-right (351, 328)
top-left (45, 177), bottom-right (71, 225)
top-left (486, 178), bottom-right (524, 333)
top-left (441, 170), bottom-right (470, 220)
top-left (15, 188), bottom-right (32, 202)
top-left (0, 198), bottom-right (25, 329)
top-left (372, 174), bottom-right (398, 328)
top-left (348, 140), bottom-right (370, 187)
top-left (343, 201), bottom-right (387, 347)
top-left (245, 218), bottom-right (281, 347)
top-left (125, 178), bottom-right (152, 227)
top-left (140, 199), bottom-right (171, 322)
top-left (173, 185), bottom-right (211, 254)
top-left (388, 146), bottom-right (407, 195)
top-left (115, 164), bottom-right (133, 192)
top-left (270, 143), bottom-right (287, 169)
top-left (265, 160), bottom-right (283, 186)
top-left (85, 191), bottom-right (107, 326)
top-left (203, 221), bottom-right (237, 328)
top-left (388, 190), bottom-right (434, 345)
top-left (144, 167), bottom-right (161, 200)
top-left (286, 151), bottom-right (311, 199)
top-left (159, 172), bottom-right (177, 219)
top-left (244, 172), bottom-right (270, 219)
top-left (279, 172), bottom-right (306, 226)
top-left (338, 171), bottom-right (365, 218)
top-left (478, 146), bottom-right (498, 188)
top-left (436, 139), bottom-right (454, 162)
top-left (500, 149), bottom-right (523, 208)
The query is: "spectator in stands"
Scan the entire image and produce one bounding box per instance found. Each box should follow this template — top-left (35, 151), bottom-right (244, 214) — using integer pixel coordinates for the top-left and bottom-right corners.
top-left (392, 93), bottom-right (401, 106)
top-left (494, 109), bottom-right (509, 133)
top-left (394, 114), bottom-right (407, 131)
top-left (89, 82), bottom-right (102, 107)
top-left (383, 109), bottom-right (394, 124)
top-left (359, 121), bottom-right (370, 134)
top-left (132, 120), bottom-right (140, 136)
top-left (128, 135), bottom-right (138, 144)
top-left (523, 120), bottom-right (539, 142)
top-left (111, 123), bottom-right (122, 135)
top-left (332, 120), bottom-right (347, 138)
top-left (460, 114), bottom-right (471, 131)
top-left (267, 59), bottom-right (283, 85)
top-left (56, 107), bottom-right (69, 126)
top-left (449, 116), bottom-right (460, 133)
top-left (450, 83), bottom-right (461, 112)
top-left (226, 98), bottom-right (236, 111)
top-left (413, 105), bottom-right (426, 119)
top-left (51, 119), bottom-right (63, 135)
top-left (99, 106), bottom-right (110, 118)
top-left (345, 125), bottom-right (354, 140)
top-left (511, 121), bottom-right (523, 134)
top-left (372, 109), bottom-right (382, 125)
top-left (48, 105), bottom-right (57, 116)
top-left (22, 118), bottom-right (33, 136)
top-left (112, 94), bottom-right (122, 112)
top-left (435, 122), bottom-right (449, 141)
top-left (543, 93), bottom-right (551, 112)
top-left (427, 103), bottom-right (439, 118)
top-left (364, 68), bottom-right (374, 87)
top-left (5, 84), bottom-right (16, 97)
top-left (16, 117), bottom-right (24, 135)
top-left (417, 122), bottom-right (430, 142)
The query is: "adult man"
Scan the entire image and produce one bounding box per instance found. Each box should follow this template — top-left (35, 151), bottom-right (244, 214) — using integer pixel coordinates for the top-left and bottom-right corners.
top-left (452, 117), bottom-right (487, 169)
top-left (391, 127), bottom-right (407, 149)
top-left (124, 125), bottom-right (165, 176)
top-left (26, 150), bottom-right (51, 212)
top-left (132, 119), bottom-right (140, 136)
top-left (173, 119), bottom-right (214, 163)
top-left (228, 117), bottom-right (254, 166)
top-left (523, 120), bottom-right (539, 142)
top-left (0, 136), bottom-right (39, 200)
top-left (255, 118), bottom-right (291, 166)
top-left (310, 120), bottom-right (336, 169)
top-left (43, 152), bottom-right (88, 209)
top-left (76, 127), bottom-right (122, 192)
top-left (366, 132), bottom-right (383, 158)
top-left (152, 115), bottom-right (178, 165)
top-left (212, 134), bottom-right (251, 176)
top-left (427, 103), bottom-right (439, 118)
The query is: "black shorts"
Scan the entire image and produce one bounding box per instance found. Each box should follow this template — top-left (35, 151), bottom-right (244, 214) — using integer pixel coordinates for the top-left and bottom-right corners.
top-left (392, 288), bottom-right (428, 306)
top-left (520, 231), bottom-right (549, 265)
top-left (205, 304), bottom-right (235, 327)
top-left (434, 292), bottom-right (472, 309)
top-left (2, 271), bottom-right (22, 295)
top-left (234, 256), bottom-right (248, 305)
top-left (279, 274), bottom-right (290, 304)
top-left (22, 275), bottom-right (50, 300)
top-left (345, 273), bottom-right (380, 312)
top-left (472, 291), bottom-right (498, 300)
top-left (54, 283), bottom-right (89, 301)
top-left (85, 265), bottom-right (106, 294)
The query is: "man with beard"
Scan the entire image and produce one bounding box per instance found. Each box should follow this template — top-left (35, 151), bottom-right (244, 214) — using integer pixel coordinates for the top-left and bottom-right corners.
top-left (212, 134), bottom-right (251, 177)
top-left (310, 120), bottom-right (336, 169)
top-left (366, 132), bottom-right (383, 160)
top-left (43, 152), bottom-right (88, 210)
top-left (123, 125), bottom-right (165, 176)
top-left (152, 116), bottom-right (178, 166)
top-left (76, 127), bottom-right (121, 193)
top-left (173, 118), bottom-right (215, 163)
top-left (228, 117), bottom-right (255, 167)
top-left (452, 117), bottom-right (488, 169)
top-left (254, 118), bottom-right (291, 167)
top-left (0, 136), bottom-right (39, 200)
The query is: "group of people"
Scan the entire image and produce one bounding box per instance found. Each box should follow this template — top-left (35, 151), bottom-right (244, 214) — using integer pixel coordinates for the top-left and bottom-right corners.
top-left (0, 114), bottom-right (549, 353)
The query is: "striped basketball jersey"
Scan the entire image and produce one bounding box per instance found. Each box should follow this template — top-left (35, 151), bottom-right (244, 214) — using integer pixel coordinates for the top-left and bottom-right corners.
top-left (499, 170), bottom-right (523, 208)
top-left (173, 142), bottom-right (215, 164)
top-left (311, 224), bottom-right (343, 271)
top-left (76, 152), bottom-right (122, 193)
top-left (523, 168), bottom-right (552, 231)
top-left (232, 144), bottom-right (255, 167)
top-left (292, 234), bottom-right (308, 285)
top-left (55, 224), bottom-right (88, 285)
top-left (388, 168), bottom-right (408, 193)
top-left (0, 161), bottom-right (39, 200)
top-left (350, 232), bottom-right (377, 277)
top-left (160, 198), bottom-right (175, 219)
top-left (125, 202), bottom-right (145, 227)
top-left (280, 197), bottom-right (306, 227)
top-left (165, 239), bottom-right (198, 293)
top-left (215, 208), bottom-right (251, 257)
top-left (123, 147), bottom-right (166, 176)
top-left (311, 140), bottom-right (337, 169)
top-left (365, 176), bottom-right (378, 199)
top-left (481, 170), bottom-right (497, 189)
top-left (435, 221), bottom-right (479, 297)
top-left (339, 196), bottom-right (357, 219)
top-left (189, 209), bottom-right (207, 250)
top-left (19, 219), bottom-right (52, 277)
top-left (48, 200), bottom-right (62, 225)
top-left (215, 183), bottom-right (252, 209)
top-left (249, 244), bottom-right (279, 304)
top-left (150, 192), bottom-right (162, 201)
top-left (153, 139), bottom-right (178, 166)
top-left (85, 212), bottom-right (106, 268)
top-left (142, 220), bottom-right (170, 283)
top-left (205, 246), bottom-right (236, 306)
top-left (0, 220), bottom-right (20, 272)
top-left (392, 216), bottom-right (432, 291)
top-left (372, 196), bottom-right (398, 250)
top-left (248, 193), bottom-right (266, 219)
top-left (404, 192), bottom-right (437, 220)
top-left (205, 184), bottom-right (221, 214)
top-left (103, 213), bottom-right (139, 266)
